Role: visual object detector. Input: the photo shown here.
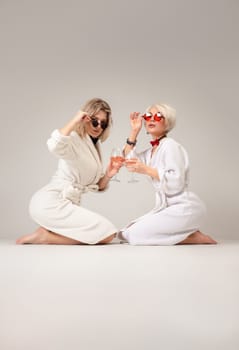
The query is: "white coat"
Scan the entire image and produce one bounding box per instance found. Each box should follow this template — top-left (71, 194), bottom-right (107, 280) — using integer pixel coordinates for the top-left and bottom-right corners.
top-left (29, 129), bottom-right (117, 244)
top-left (121, 137), bottom-right (206, 245)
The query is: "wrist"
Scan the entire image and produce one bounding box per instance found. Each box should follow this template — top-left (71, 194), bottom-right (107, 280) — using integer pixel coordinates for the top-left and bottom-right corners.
top-left (105, 172), bottom-right (113, 179)
top-left (126, 138), bottom-right (137, 146)
top-left (72, 116), bottom-right (82, 126)
top-left (130, 130), bottom-right (139, 138)
top-left (147, 167), bottom-right (159, 179)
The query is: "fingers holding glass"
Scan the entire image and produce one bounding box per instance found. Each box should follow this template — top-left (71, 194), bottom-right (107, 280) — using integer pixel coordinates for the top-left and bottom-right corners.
top-left (110, 148), bottom-right (125, 182)
top-left (125, 151), bottom-right (139, 183)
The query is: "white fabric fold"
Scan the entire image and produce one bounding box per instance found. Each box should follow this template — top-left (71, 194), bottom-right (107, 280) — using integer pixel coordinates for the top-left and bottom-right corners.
top-left (62, 183), bottom-right (99, 205)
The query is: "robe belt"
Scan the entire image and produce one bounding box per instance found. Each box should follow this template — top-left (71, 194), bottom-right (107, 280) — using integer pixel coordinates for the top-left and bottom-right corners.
top-left (62, 183), bottom-right (99, 205)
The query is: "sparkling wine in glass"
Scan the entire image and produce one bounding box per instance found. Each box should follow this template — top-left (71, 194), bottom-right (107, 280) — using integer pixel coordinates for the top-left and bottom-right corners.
top-left (125, 150), bottom-right (139, 183)
top-left (110, 147), bottom-right (124, 182)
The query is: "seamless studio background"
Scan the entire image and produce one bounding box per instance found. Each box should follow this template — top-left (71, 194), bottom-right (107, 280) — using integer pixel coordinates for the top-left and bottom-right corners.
top-left (0, 0), bottom-right (238, 241)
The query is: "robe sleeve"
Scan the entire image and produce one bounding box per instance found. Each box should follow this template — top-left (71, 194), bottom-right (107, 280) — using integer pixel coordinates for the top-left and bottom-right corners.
top-left (47, 129), bottom-right (76, 160)
top-left (152, 141), bottom-right (188, 195)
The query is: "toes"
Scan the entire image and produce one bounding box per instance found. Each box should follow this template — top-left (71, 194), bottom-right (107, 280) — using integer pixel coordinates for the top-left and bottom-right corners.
top-left (16, 236), bottom-right (27, 244)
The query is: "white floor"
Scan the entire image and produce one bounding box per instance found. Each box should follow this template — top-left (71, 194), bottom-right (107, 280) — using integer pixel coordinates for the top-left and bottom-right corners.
top-left (0, 239), bottom-right (239, 350)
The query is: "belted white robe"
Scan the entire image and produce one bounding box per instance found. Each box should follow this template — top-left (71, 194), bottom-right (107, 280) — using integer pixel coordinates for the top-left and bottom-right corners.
top-left (29, 129), bottom-right (117, 244)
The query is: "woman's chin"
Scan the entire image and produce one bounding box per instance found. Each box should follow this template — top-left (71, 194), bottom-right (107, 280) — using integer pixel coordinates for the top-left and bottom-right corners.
top-left (89, 131), bottom-right (101, 138)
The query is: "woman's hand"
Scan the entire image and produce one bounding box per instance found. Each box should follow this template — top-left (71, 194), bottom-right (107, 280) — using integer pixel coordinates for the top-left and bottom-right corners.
top-left (72, 110), bottom-right (89, 126)
top-left (98, 157), bottom-right (124, 190)
top-left (130, 112), bottom-right (143, 133)
top-left (125, 159), bottom-right (159, 179)
top-left (106, 157), bottom-right (124, 178)
top-left (125, 158), bottom-right (145, 174)
top-left (60, 110), bottom-right (89, 136)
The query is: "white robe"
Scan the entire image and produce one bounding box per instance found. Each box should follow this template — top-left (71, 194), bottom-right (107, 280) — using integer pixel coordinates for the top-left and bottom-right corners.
top-left (29, 129), bottom-right (117, 244)
top-left (121, 137), bottom-right (206, 245)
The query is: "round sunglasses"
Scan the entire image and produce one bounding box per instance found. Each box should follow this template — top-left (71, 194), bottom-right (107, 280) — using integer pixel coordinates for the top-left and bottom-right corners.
top-left (142, 112), bottom-right (164, 122)
top-left (90, 117), bottom-right (108, 130)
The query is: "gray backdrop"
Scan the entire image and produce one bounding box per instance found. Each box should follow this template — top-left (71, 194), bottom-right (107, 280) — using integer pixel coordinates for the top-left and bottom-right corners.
top-left (0, 0), bottom-right (238, 240)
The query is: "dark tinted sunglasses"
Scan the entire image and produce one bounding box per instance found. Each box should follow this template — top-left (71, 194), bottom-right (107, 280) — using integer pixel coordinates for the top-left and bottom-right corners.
top-left (90, 117), bottom-right (108, 130)
top-left (142, 112), bottom-right (164, 122)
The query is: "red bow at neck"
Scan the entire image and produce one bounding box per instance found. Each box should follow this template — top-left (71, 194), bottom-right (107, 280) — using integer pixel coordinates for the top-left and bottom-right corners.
top-left (150, 139), bottom-right (160, 147)
top-left (150, 135), bottom-right (166, 147)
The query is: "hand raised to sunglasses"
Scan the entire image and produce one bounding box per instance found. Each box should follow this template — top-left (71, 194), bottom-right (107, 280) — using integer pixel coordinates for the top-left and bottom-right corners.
top-left (72, 110), bottom-right (91, 128)
top-left (129, 112), bottom-right (143, 133)
top-left (60, 110), bottom-right (88, 136)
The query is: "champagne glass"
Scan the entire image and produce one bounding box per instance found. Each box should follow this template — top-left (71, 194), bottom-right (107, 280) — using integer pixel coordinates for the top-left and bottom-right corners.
top-left (110, 147), bottom-right (124, 182)
top-left (125, 150), bottom-right (139, 183)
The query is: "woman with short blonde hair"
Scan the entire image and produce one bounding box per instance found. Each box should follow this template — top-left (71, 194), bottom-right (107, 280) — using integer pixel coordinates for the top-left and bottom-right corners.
top-left (120, 102), bottom-right (216, 245)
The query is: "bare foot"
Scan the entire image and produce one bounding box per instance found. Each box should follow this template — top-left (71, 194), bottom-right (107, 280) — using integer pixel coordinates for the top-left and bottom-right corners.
top-left (178, 231), bottom-right (217, 245)
top-left (16, 226), bottom-right (82, 245)
top-left (17, 228), bottom-right (118, 245)
top-left (16, 227), bottom-right (49, 244)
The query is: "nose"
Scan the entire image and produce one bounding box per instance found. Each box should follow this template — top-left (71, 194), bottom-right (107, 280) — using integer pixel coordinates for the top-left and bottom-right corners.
top-left (144, 113), bottom-right (154, 121)
top-left (148, 115), bottom-right (155, 121)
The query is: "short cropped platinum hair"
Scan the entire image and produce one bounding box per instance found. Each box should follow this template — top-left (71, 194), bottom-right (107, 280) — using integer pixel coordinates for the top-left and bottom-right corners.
top-left (146, 103), bottom-right (176, 133)
top-left (77, 98), bottom-right (112, 142)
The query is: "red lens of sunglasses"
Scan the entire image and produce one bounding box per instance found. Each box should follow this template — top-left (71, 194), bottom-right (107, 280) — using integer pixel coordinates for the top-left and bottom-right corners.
top-left (143, 112), bottom-right (164, 122)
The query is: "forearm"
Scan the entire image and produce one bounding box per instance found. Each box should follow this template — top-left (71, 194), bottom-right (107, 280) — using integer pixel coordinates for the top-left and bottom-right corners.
top-left (98, 172), bottom-right (112, 191)
top-left (60, 117), bottom-right (78, 136)
top-left (145, 166), bottom-right (160, 180)
top-left (135, 164), bottom-right (159, 179)
top-left (123, 130), bottom-right (139, 156)
top-left (60, 111), bottom-right (86, 136)
top-left (126, 159), bottom-right (160, 179)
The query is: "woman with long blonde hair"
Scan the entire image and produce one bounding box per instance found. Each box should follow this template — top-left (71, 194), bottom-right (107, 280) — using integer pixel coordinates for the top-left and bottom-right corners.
top-left (17, 98), bottom-right (121, 245)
